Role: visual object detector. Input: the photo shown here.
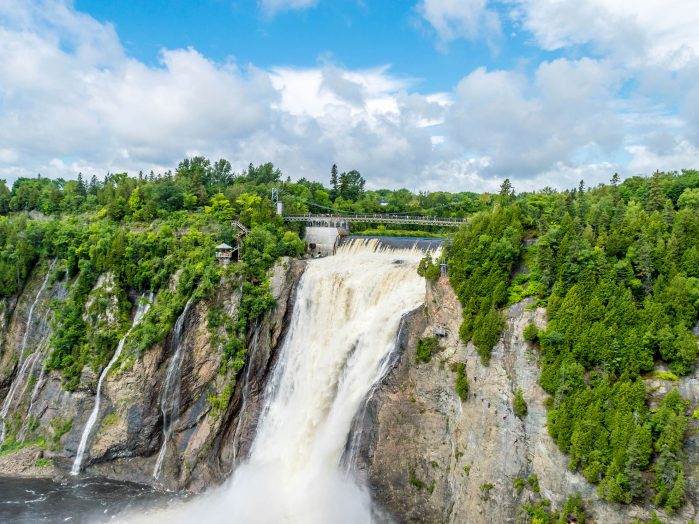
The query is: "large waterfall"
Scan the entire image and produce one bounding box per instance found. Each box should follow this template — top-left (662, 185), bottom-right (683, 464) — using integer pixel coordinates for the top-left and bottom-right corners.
top-left (123, 240), bottom-right (427, 524)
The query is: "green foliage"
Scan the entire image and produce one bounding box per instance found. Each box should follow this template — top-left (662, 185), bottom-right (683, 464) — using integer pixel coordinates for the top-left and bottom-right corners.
top-left (453, 362), bottom-right (469, 401)
top-left (448, 205), bottom-right (523, 364)
top-left (34, 457), bottom-right (53, 468)
top-left (514, 476), bottom-right (526, 493)
top-left (417, 254), bottom-right (441, 280)
top-left (409, 472), bottom-right (425, 490)
top-left (523, 323), bottom-right (539, 342)
top-left (527, 474), bottom-right (540, 494)
top-left (49, 418), bottom-right (73, 451)
top-left (415, 336), bottom-right (440, 363)
top-left (208, 383), bottom-right (234, 416)
top-left (559, 493), bottom-right (586, 524)
top-left (513, 387), bottom-right (528, 418)
top-left (652, 370), bottom-right (680, 381)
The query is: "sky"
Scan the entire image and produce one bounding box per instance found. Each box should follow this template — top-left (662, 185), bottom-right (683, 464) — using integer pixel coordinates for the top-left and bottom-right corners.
top-left (1, 1), bottom-right (699, 192)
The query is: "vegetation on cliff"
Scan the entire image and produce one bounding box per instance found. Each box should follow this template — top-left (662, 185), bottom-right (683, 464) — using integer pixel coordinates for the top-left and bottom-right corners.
top-left (447, 170), bottom-right (699, 512)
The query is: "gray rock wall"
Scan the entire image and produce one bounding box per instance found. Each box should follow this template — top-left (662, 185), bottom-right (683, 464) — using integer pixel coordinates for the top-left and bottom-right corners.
top-left (358, 278), bottom-right (699, 523)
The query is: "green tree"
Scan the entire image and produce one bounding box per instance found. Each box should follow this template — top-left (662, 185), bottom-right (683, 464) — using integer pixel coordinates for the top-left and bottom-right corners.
top-left (205, 193), bottom-right (235, 222)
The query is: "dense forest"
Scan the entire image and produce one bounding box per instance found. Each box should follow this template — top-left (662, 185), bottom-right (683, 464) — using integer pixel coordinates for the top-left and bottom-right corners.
top-left (0, 158), bottom-right (474, 392)
top-left (446, 170), bottom-right (699, 516)
top-left (2, 160), bottom-right (698, 516)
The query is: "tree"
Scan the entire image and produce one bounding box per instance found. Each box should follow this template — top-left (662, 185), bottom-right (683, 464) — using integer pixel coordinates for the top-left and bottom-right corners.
top-left (0, 180), bottom-right (10, 215)
top-left (499, 178), bottom-right (514, 202)
top-left (677, 187), bottom-right (699, 210)
top-left (204, 193), bottom-right (234, 222)
top-left (330, 164), bottom-right (339, 200)
top-left (338, 170), bottom-right (365, 201)
top-left (611, 172), bottom-right (620, 186)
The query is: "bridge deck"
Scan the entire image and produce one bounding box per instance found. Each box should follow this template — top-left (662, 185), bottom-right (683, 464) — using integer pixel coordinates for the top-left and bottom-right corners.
top-left (284, 214), bottom-right (466, 227)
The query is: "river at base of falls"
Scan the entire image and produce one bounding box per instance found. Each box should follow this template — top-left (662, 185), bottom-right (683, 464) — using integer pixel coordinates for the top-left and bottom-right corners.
top-left (0, 477), bottom-right (179, 524)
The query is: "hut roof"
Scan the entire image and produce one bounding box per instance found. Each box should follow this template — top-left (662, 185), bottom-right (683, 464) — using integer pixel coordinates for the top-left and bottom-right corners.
top-left (215, 243), bottom-right (233, 250)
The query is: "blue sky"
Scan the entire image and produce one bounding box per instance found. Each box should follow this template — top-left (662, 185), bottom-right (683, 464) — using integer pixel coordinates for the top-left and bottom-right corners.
top-left (76, 0), bottom-right (530, 91)
top-left (1, 0), bottom-right (699, 192)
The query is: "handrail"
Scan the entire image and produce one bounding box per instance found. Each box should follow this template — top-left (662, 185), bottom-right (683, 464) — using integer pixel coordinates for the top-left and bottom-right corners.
top-left (283, 214), bottom-right (466, 227)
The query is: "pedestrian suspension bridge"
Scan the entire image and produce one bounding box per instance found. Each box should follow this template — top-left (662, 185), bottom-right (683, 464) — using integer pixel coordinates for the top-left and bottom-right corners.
top-left (282, 214), bottom-right (466, 228)
top-left (269, 188), bottom-right (467, 257)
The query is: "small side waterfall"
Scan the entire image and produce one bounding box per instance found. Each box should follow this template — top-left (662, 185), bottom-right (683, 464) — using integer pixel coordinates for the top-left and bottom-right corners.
top-left (0, 259), bottom-right (56, 445)
top-left (71, 293), bottom-right (154, 475)
top-left (123, 240), bottom-right (428, 524)
top-left (152, 296), bottom-right (195, 479)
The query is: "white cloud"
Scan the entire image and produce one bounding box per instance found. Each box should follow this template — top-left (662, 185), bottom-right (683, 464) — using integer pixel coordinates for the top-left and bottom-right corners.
top-left (446, 58), bottom-right (624, 177)
top-left (258, 0), bottom-right (317, 17)
top-left (417, 0), bottom-right (501, 47)
top-left (0, 0), bottom-right (697, 193)
top-left (514, 0), bottom-right (699, 68)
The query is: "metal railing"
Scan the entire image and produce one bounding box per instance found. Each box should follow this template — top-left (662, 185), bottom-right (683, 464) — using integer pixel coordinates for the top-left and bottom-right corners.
top-left (283, 214), bottom-right (467, 227)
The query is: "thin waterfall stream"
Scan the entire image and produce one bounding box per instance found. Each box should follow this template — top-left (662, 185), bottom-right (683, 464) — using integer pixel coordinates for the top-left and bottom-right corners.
top-left (0, 259), bottom-right (56, 445)
top-left (71, 293), bottom-right (154, 475)
top-left (152, 295), bottom-right (196, 479)
top-left (120, 240), bottom-right (428, 524)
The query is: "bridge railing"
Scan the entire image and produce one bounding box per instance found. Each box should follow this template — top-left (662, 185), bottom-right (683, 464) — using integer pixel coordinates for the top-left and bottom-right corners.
top-left (283, 214), bottom-right (467, 227)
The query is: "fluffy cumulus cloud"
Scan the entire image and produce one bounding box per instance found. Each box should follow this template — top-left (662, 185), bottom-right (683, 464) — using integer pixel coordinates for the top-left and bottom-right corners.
top-left (514, 0), bottom-right (699, 68)
top-left (1, 0), bottom-right (698, 192)
top-left (447, 58), bottom-right (624, 175)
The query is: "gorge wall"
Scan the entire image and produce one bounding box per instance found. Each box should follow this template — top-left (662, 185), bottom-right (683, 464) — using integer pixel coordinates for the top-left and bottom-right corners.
top-left (0, 257), bottom-right (305, 491)
top-left (1, 256), bottom-right (698, 523)
top-left (354, 277), bottom-right (699, 524)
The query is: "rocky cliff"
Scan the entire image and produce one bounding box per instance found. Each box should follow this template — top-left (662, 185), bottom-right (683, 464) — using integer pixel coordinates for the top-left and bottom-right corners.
top-left (355, 277), bottom-right (699, 524)
top-left (0, 257), bottom-right (305, 491)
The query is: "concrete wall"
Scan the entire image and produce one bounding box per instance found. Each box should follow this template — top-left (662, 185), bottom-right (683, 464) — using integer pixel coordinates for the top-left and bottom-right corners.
top-left (304, 227), bottom-right (340, 257)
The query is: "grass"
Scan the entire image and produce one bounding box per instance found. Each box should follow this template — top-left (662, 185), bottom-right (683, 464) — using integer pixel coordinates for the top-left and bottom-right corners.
top-left (34, 457), bottom-right (53, 468)
top-left (101, 411), bottom-right (119, 430)
top-left (652, 370), bottom-right (680, 381)
top-left (409, 472), bottom-right (425, 490)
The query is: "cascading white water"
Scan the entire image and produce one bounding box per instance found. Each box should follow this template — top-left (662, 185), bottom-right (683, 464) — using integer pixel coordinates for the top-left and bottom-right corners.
top-left (122, 240), bottom-right (427, 524)
top-left (0, 259), bottom-right (56, 445)
top-left (71, 294), bottom-right (154, 475)
top-left (152, 296), bottom-right (195, 479)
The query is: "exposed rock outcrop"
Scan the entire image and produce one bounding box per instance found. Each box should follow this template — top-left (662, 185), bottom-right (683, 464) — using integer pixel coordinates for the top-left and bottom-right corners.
top-left (0, 257), bottom-right (305, 492)
top-left (357, 277), bottom-right (699, 523)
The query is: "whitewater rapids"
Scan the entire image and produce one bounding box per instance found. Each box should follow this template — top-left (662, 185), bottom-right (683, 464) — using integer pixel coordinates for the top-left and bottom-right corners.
top-left (120, 240), bottom-right (428, 524)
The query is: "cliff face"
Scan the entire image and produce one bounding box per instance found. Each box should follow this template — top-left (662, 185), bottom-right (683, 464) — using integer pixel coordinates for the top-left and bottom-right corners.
top-left (356, 277), bottom-right (699, 524)
top-left (0, 257), bottom-right (305, 490)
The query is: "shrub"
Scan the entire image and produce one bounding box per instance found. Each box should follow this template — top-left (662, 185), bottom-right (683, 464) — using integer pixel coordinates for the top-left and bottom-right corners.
top-left (472, 308), bottom-right (504, 365)
top-left (409, 472), bottom-right (425, 490)
top-left (523, 322), bottom-right (539, 342)
top-left (454, 363), bottom-right (469, 401)
top-left (527, 474), bottom-right (540, 493)
top-left (415, 336), bottom-right (440, 364)
top-left (513, 387), bottom-right (528, 418)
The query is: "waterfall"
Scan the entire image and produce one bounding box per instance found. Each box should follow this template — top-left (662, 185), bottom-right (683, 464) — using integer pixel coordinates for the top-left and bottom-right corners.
top-left (124, 240), bottom-right (427, 524)
top-left (71, 293), bottom-right (154, 475)
top-left (0, 259), bottom-right (56, 446)
top-left (152, 296), bottom-right (195, 479)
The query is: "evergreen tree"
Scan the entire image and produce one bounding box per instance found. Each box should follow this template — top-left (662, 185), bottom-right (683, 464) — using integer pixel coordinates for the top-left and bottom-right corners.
top-left (330, 163), bottom-right (339, 200)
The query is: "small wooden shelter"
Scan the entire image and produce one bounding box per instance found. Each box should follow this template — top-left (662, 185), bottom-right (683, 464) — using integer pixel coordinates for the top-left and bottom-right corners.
top-left (215, 243), bottom-right (234, 265)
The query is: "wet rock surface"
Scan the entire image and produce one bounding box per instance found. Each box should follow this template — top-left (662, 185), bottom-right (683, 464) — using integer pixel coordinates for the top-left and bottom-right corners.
top-left (0, 258), bottom-right (306, 493)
